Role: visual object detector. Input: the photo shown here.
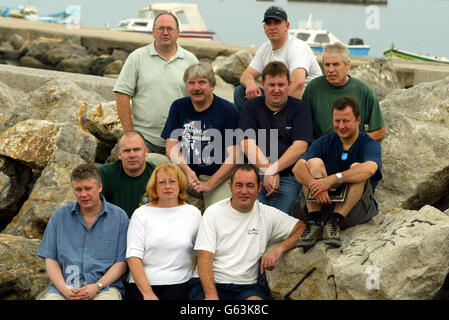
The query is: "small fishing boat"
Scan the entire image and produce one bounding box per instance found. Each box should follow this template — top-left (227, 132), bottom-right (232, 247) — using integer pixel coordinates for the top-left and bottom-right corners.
top-left (0, 5), bottom-right (81, 26)
top-left (115, 2), bottom-right (215, 40)
top-left (288, 14), bottom-right (370, 56)
top-left (383, 45), bottom-right (449, 65)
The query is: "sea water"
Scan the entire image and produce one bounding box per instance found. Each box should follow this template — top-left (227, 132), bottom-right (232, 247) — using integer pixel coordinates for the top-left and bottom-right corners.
top-left (4, 0), bottom-right (449, 57)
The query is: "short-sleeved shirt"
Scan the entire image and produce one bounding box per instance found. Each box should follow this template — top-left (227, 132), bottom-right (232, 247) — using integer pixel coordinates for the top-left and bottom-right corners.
top-left (99, 160), bottom-right (156, 218)
top-left (302, 131), bottom-right (382, 191)
top-left (126, 204), bottom-right (202, 285)
top-left (194, 198), bottom-right (298, 284)
top-left (113, 43), bottom-right (199, 147)
top-left (161, 95), bottom-right (239, 176)
top-left (249, 35), bottom-right (322, 83)
top-left (37, 196), bottom-right (129, 296)
top-left (302, 75), bottom-right (385, 139)
top-left (238, 96), bottom-right (313, 175)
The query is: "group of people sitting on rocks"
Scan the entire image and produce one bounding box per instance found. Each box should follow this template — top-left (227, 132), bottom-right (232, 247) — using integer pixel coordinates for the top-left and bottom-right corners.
top-left (37, 6), bottom-right (385, 301)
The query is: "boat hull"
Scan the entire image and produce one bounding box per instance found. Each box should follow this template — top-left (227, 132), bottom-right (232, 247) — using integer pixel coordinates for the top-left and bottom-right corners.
top-left (311, 45), bottom-right (370, 56)
top-left (384, 48), bottom-right (449, 65)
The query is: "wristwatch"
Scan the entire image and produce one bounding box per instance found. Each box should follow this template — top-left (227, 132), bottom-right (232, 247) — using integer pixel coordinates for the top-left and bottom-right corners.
top-left (96, 281), bottom-right (104, 290)
top-left (336, 172), bottom-right (343, 184)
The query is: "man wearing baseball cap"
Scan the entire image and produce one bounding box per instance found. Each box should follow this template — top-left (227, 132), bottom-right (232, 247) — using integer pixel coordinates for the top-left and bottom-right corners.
top-left (234, 6), bottom-right (322, 112)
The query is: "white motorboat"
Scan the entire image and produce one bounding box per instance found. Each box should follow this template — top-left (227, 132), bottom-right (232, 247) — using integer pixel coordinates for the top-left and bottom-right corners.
top-left (115, 2), bottom-right (215, 40)
top-left (288, 14), bottom-right (370, 56)
top-left (0, 5), bottom-right (81, 27)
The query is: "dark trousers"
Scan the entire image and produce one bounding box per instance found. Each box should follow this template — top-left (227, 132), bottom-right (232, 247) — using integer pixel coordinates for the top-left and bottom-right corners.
top-left (125, 281), bottom-right (190, 300)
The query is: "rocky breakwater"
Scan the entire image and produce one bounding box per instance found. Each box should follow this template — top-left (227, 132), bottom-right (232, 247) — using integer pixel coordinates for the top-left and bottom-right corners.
top-left (0, 51), bottom-right (448, 299)
top-left (1, 34), bottom-right (127, 76)
top-left (266, 205), bottom-right (449, 300)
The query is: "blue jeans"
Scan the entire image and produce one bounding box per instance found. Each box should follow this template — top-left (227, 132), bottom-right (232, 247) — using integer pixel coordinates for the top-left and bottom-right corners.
top-left (258, 175), bottom-right (301, 216)
top-left (233, 84), bottom-right (264, 113)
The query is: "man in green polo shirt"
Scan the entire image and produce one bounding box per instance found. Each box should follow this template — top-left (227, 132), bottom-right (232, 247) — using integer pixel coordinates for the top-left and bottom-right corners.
top-left (113, 12), bottom-right (199, 156)
top-left (302, 43), bottom-right (386, 142)
top-left (99, 131), bottom-right (155, 218)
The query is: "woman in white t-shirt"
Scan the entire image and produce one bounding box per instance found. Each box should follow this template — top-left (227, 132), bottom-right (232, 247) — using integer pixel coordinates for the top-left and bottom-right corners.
top-left (126, 163), bottom-right (202, 300)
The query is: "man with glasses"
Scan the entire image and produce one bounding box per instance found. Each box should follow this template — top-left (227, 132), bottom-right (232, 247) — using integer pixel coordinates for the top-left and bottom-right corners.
top-left (292, 96), bottom-right (382, 249)
top-left (114, 12), bottom-right (198, 158)
top-left (234, 6), bottom-right (321, 112)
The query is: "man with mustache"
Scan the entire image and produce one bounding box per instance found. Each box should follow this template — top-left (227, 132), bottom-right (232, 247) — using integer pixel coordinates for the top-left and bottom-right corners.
top-left (302, 43), bottom-right (386, 142)
top-left (162, 63), bottom-right (239, 210)
top-left (234, 6), bottom-right (322, 112)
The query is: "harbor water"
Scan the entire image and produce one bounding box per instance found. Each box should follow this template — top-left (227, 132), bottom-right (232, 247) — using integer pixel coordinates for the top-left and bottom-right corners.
top-left (4, 0), bottom-right (449, 57)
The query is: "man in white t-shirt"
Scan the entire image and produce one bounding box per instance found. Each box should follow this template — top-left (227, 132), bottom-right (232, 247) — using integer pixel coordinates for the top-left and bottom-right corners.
top-left (234, 6), bottom-right (322, 111)
top-left (190, 164), bottom-right (305, 300)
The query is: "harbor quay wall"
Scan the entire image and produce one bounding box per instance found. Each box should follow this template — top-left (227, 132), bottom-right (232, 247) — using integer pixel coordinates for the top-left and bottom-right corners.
top-left (286, 0), bottom-right (388, 5)
top-left (1, 17), bottom-right (448, 88)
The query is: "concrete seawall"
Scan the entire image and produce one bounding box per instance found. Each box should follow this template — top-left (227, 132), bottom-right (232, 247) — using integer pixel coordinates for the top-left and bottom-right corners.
top-left (1, 17), bottom-right (448, 88)
top-left (287, 0), bottom-right (387, 4)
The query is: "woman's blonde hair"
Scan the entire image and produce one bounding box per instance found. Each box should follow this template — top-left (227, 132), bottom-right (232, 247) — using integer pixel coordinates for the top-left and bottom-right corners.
top-left (146, 163), bottom-right (188, 205)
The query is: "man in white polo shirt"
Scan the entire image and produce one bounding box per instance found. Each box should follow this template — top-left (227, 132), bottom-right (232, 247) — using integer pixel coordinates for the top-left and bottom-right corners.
top-left (114, 12), bottom-right (198, 156)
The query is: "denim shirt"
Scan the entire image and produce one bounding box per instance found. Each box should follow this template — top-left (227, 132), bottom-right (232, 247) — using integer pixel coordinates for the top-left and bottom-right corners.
top-left (37, 196), bottom-right (129, 296)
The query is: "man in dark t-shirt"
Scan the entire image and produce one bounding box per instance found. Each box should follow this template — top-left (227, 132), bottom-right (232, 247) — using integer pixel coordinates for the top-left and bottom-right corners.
top-left (293, 96), bottom-right (382, 249)
top-left (162, 62), bottom-right (239, 210)
top-left (238, 61), bottom-right (313, 215)
top-left (99, 131), bottom-right (155, 218)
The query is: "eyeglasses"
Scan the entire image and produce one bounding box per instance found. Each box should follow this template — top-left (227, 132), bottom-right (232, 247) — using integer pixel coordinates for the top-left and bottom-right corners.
top-left (155, 26), bottom-right (176, 33)
top-left (341, 152), bottom-right (348, 161)
top-left (157, 179), bottom-right (178, 185)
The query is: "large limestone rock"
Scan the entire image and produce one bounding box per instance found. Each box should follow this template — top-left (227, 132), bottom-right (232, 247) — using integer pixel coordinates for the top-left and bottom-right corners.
top-left (214, 75), bottom-right (235, 103)
top-left (90, 55), bottom-right (115, 76)
top-left (213, 50), bottom-right (253, 86)
top-left (3, 150), bottom-right (85, 239)
top-left (0, 233), bottom-right (49, 299)
top-left (349, 58), bottom-right (400, 101)
top-left (375, 77), bottom-right (449, 212)
top-left (9, 34), bottom-right (25, 51)
top-left (81, 101), bottom-right (123, 146)
top-left (0, 78), bottom-right (105, 132)
top-left (0, 80), bottom-right (29, 133)
top-left (46, 43), bottom-right (88, 65)
top-left (24, 79), bottom-right (105, 126)
top-left (21, 37), bottom-right (89, 71)
top-left (266, 206), bottom-right (449, 300)
top-left (0, 119), bottom-right (97, 170)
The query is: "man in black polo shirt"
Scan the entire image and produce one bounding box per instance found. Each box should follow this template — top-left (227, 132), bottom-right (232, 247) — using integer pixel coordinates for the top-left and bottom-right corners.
top-left (237, 61), bottom-right (313, 215)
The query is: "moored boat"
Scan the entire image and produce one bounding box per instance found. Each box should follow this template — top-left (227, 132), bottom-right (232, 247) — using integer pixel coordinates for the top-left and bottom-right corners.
top-left (383, 45), bottom-right (449, 65)
top-left (0, 5), bottom-right (81, 26)
top-left (288, 14), bottom-right (370, 56)
top-left (115, 2), bottom-right (215, 40)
